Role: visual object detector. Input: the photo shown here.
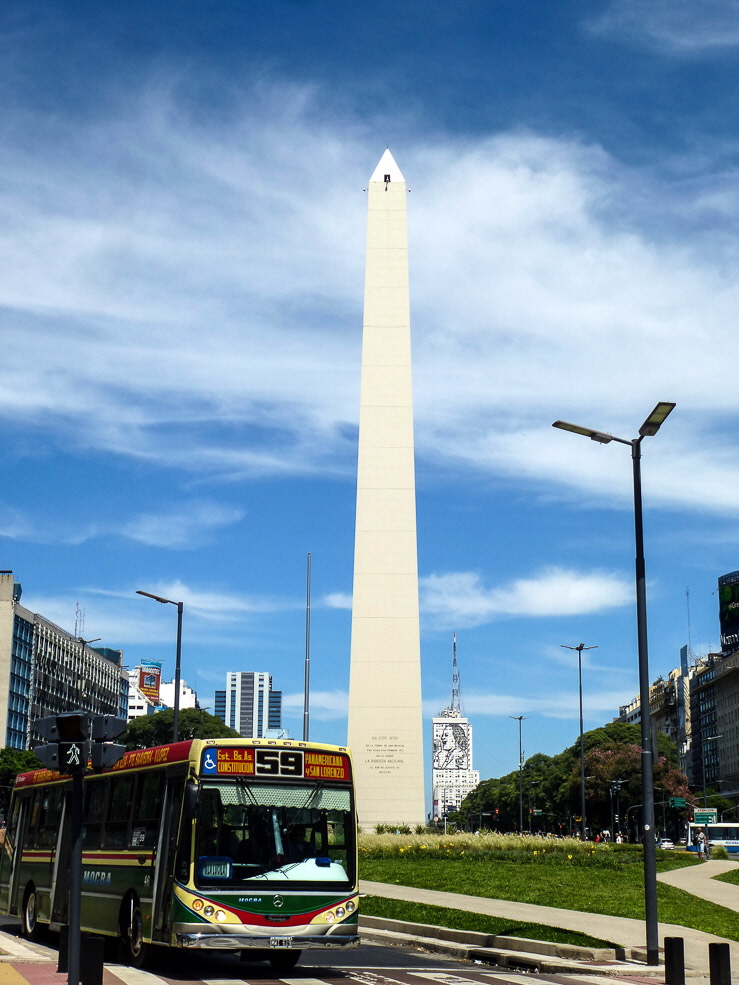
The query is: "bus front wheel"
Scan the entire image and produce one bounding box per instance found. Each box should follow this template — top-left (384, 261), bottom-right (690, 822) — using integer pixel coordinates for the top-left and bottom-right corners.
top-left (118, 895), bottom-right (147, 968)
top-left (268, 950), bottom-right (301, 973)
top-left (21, 886), bottom-right (40, 941)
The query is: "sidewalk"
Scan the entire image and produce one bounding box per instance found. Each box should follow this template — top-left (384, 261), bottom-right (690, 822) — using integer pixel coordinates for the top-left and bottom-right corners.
top-left (360, 861), bottom-right (739, 982)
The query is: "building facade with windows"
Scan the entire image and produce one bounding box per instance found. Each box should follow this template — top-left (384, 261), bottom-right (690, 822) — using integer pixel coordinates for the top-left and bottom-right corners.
top-left (0, 571), bottom-right (129, 749)
top-left (431, 636), bottom-right (479, 819)
top-left (614, 569), bottom-right (739, 805)
top-left (215, 671), bottom-right (282, 738)
top-left (432, 712), bottom-right (480, 819)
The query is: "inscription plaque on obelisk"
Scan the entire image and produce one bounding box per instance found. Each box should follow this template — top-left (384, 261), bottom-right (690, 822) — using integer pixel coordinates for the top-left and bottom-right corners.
top-left (347, 150), bottom-right (425, 828)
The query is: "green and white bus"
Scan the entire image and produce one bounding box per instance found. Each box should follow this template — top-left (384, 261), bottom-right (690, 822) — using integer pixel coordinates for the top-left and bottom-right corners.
top-left (0, 738), bottom-right (358, 970)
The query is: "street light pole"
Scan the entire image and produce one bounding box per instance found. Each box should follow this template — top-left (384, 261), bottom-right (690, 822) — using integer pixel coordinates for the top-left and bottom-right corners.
top-left (136, 590), bottom-right (184, 743)
top-left (561, 643), bottom-right (597, 841)
top-left (509, 715), bottom-right (526, 832)
top-left (553, 400), bottom-right (675, 967)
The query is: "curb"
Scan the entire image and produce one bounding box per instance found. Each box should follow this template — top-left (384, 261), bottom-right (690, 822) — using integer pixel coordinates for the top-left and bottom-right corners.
top-left (359, 916), bottom-right (654, 977)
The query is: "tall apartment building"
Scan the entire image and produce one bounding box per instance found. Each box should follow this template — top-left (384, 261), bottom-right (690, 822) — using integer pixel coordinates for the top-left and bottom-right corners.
top-left (431, 637), bottom-right (480, 819)
top-left (614, 569), bottom-right (739, 805)
top-left (0, 571), bottom-right (128, 748)
top-left (215, 672), bottom-right (282, 738)
top-left (689, 649), bottom-right (739, 800)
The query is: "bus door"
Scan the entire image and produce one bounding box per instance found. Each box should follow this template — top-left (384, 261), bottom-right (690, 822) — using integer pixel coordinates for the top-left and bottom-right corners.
top-left (3, 793), bottom-right (33, 915)
top-left (152, 769), bottom-right (188, 941)
top-left (50, 788), bottom-right (72, 926)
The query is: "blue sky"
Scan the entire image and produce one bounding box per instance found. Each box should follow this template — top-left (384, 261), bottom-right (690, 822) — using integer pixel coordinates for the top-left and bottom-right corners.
top-left (3, 0), bottom-right (739, 799)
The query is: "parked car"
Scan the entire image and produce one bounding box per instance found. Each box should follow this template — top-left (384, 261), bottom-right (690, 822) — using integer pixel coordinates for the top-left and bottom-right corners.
top-left (658, 838), bottom-right (675, 850)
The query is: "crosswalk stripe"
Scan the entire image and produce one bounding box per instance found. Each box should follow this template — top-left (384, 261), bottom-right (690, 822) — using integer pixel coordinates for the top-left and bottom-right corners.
top-left (199, 978), bottom-right (247, 985)
top-left (280, 979), bottom-right (331, 985)
top-left (105, 966), bottom-right (164, 985)
top-left (202, 980), bottom-right (249, 984)
top-left (408, 973), bottom-right (497, 984)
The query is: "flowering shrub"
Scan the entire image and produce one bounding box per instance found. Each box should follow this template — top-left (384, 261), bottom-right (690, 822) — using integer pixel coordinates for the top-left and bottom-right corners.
top-left (358, 831), bottom-right (622, 864)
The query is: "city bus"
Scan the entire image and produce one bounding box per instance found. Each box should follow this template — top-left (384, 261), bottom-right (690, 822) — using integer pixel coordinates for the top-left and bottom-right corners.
top-left (686, 821), bottom-right (739, 855)
top-left (0, 738), bottom-right (358, 970)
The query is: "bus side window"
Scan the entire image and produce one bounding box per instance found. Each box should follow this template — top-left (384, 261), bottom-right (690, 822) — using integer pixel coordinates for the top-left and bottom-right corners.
top-left (37, 787), bottom-right (63, 848)
top-left (131, 771), bottom-right (163, 849)
top-left (104, 775), bottom-right (134, 848)
top-left (82, 780), bottom-right (108, 849)
top-left (5, 796), bottom-right (22, 851)
top-left (28, 792), bottom-right (42, 849)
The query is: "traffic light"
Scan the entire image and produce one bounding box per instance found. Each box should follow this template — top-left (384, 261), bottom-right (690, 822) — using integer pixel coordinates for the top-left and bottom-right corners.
top-left (34, 712), bottom-right (89, 774)
top-left (90, 716), bottom-right (127, 770)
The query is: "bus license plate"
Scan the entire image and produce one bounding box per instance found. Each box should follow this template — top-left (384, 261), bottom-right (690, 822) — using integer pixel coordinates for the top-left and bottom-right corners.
top-left (270, 937), bottom-right (293, 948)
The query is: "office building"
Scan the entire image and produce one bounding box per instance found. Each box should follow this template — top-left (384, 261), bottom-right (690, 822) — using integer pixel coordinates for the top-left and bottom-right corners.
top-left (218, 672), bottom-right (282, 738)
top-left (432, 637), bottom-right (479, 818)
top-left (0, 570), bottom-right (128, 748)
top-left (614, 569), bottom-right (739, 804)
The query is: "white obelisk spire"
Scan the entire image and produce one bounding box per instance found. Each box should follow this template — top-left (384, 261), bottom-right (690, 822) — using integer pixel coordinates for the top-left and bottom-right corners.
top-left (347, 150), bottom-right (425, 828)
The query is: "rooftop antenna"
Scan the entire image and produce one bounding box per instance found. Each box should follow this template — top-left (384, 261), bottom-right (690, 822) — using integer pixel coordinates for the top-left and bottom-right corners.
top-left (451, 632), bottom-right (462, 715)
top-left (74, 602), bottom-right (85, 639)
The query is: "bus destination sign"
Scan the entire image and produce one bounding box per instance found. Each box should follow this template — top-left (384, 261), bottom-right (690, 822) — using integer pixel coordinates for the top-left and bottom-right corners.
top-left (201, 746), bottom-right (350, 781)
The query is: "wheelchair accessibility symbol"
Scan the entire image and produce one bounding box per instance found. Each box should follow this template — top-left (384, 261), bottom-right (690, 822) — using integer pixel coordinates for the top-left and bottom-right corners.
top-left (202, 751), bottom-right (217, 774)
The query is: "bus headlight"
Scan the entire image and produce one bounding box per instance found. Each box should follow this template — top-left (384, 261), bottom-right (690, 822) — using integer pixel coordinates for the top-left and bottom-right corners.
top-left (203, 905), bottom-right (214, 917)
top-left (215, 910), bottom-right (227, 922)
top-left (192, 899), bottom-right (204, 911)
top-left (325, 911), bottom-right (336, 923)
top-left (345, 900), bottom-right (355, 913)
top-left (335, 907), bottom-right (345, 919)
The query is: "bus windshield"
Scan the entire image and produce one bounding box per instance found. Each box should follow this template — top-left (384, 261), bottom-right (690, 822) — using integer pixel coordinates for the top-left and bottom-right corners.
top-left (194, 779), bottom-right (355, 888)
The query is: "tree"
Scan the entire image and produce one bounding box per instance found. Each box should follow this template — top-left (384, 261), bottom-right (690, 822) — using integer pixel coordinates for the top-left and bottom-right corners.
top-left (0, 747), bottom-right (48, 818)
top-left (460, 721), bottom-right (693, 838)
top-left (123, 708), bottom-right (238, 749)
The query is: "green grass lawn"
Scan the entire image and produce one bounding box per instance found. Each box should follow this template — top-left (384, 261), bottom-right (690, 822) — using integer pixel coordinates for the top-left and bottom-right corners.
top-left (359, 834), bottom-right (739, 943)
top-left (714, 867), bottom-right (739, 887)
top-left (361, 895), bottom-right (615, 949)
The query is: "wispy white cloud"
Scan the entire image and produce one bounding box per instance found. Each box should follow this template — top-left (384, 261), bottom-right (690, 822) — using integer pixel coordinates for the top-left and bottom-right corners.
top-left (419, 567), bottom-right (632, 628)
top-left (21, 579), bottom-right (301, 649)
top-left (2, 76), bottom-right (739, 518)
top-left (116, 581), bottom-right (292, 621)
top-left (0, 499), bottom-right (244, 548)
top-left (585, 0), bottom-right (739, 52)
top-left (323, 592), bottom-right (352, 610)
top-left (121, 502), bottom-right (244, 548)
top-left (282, 690), bottom-right (348, 721)
top-left (423, 686), bottom-right (633, 722)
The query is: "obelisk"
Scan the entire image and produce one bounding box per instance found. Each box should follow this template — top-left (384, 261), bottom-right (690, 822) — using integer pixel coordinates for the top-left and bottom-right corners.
top-left (347, 150), bottom-right (425, 829)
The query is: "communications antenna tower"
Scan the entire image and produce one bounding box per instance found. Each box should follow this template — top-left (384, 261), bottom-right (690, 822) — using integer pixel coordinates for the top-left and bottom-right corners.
top-left (74, 602), bottom-right (85, 639)
top-left (450, 632), bottom-right (462, 716)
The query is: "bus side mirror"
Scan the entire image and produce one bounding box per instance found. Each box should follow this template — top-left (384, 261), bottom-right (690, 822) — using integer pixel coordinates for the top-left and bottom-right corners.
top-left (184, 781), bottom-right (199, 817)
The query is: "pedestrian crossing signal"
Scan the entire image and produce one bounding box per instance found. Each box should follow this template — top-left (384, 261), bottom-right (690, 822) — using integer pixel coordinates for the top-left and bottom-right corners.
top-left (34, 712), bottom-right (90, 775)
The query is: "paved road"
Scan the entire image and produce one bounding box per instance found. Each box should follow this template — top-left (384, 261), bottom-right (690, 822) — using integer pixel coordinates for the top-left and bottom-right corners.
top-left (0, 933), bottom-right (622, 985)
